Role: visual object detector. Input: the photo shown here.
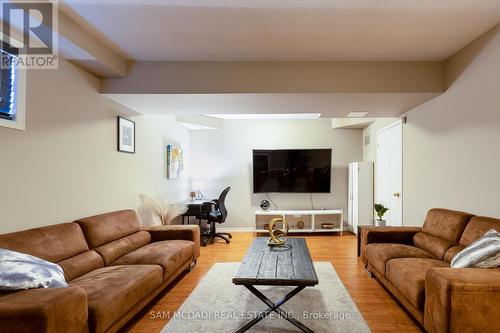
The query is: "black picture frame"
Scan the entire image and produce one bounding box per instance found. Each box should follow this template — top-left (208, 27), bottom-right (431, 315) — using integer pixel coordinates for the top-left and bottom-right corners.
top-left (117, 116), bottom-right (135, 153)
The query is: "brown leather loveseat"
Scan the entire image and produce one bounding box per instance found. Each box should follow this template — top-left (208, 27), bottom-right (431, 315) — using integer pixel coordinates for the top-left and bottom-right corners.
top-left (0, 210), bottom-right (200, 333)
top-left (360, 208), bottom-right (500, 333)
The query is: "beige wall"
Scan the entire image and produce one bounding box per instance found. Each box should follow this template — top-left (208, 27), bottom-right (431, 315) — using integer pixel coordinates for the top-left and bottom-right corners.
top-left (189, 119), bottom-right (363, 229)
top-left (0, 59), bottom-right (190, 233)
top-left (403, 25), bottom-right (500, 225)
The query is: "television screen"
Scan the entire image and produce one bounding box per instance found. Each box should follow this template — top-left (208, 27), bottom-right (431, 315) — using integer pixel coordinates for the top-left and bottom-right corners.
top-left (252, 149), bottom-right (332, 193)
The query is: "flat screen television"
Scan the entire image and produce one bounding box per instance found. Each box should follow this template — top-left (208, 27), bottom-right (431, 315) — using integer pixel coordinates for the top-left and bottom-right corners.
top-left (252, 149), bottom-right (332, 193)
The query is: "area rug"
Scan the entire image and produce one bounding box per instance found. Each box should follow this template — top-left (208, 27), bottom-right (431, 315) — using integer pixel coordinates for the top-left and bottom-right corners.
top-left (161, 262), bottom-right (371, 332)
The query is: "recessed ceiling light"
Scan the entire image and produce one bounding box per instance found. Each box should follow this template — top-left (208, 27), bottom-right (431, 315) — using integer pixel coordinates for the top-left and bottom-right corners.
top-left (206, 113), bottom-right (321, 120)
top-left (347, 112), bottom-right (369, 118)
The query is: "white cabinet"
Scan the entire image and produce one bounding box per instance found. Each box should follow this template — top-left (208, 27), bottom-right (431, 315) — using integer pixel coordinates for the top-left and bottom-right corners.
top-left (348, 162), bottom-right (374, 233)
top-left (255, 210), bottom-right (343, 234)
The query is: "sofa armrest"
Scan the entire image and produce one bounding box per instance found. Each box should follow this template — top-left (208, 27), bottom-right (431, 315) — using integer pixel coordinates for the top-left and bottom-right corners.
top-left (425, 267), bottom-right (500, 333)
top-left (359, 226), bottom-right (422, 262)
top-left (0, 286), bottom-right (88, 333)
top-left (144, 225), bottom-right (200, 258)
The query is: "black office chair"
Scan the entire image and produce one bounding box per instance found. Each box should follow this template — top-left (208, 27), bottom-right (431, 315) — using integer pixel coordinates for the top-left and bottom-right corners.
top-left (202, 186), bottom-right (232, 246)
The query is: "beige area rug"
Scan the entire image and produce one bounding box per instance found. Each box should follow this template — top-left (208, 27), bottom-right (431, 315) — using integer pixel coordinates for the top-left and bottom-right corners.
top-left (161, 262), bottom-right (371, 333)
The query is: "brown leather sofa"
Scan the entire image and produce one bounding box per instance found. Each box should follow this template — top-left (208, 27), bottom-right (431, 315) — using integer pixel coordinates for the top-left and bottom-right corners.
top-left (0, 210), bottom-right (200, 333)
top-left (360, 208), bottom-right (500, 333)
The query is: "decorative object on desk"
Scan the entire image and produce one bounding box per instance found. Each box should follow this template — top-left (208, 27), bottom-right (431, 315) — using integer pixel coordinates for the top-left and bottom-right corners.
top-left (194, 190), bottom-right (205, 200)
top-left (166, 145), bottom-right (183, 179)
top-left (138, 194), bottom-right (188, 226)
top-left (191, 179), bottom-right (206, 200)
top-left (259, 200), bottom-right (270, 211)
top-left (117, 116), bottom-right (135, 153)
top-left (267, 217), bottom-right (289, 246)
top-left (189, 191), bottom-right (196, 201)
top-left (297, 220), bottom-right (305, 229)
top-left (374, 203), bottom-right (389, 227)
top-left (321, 223), bottom-right (334, 230)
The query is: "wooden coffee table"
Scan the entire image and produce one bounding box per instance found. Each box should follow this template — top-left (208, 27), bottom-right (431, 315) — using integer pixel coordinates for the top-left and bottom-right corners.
top-left (233, 237), bottom-right (319, 333)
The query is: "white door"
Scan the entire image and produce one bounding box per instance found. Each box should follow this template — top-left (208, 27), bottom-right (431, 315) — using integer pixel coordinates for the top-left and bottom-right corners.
top-left (352, 163), bottom-right (359, 230)
top-left (348, 163), bottom-right (359, 232)
top-left (348, 163), bottom-right (354, 229)
top-left (376, 122), bottom-right (403, 226)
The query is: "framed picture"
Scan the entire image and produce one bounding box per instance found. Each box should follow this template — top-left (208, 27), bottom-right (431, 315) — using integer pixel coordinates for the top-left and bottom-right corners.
top-left (166, 144), bottom-right (183, 179)
top-left (117, 116), bottom-right (135, 153)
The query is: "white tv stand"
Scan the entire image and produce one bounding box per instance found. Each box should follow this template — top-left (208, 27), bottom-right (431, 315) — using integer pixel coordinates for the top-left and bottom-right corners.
top-left (254, 209), bottom-right (344, 234)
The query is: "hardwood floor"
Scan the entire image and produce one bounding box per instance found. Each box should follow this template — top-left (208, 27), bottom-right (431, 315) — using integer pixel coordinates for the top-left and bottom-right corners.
top-left (123, 232), bottom-right (421, 333)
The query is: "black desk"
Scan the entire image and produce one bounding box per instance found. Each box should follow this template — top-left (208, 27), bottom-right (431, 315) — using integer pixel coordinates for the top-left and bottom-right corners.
top-left (182, 200), bottom-right (213, 226)
top-left (183, 200), bottom-right (214, 246)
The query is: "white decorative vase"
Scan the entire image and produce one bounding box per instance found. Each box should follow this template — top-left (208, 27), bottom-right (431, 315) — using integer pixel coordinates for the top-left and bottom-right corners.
top-left (374, 219), bottom-right (386, 227)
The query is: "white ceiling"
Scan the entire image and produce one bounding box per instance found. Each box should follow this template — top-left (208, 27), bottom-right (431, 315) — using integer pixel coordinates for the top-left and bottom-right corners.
top-left (62, 0), bottom-right (500, 61)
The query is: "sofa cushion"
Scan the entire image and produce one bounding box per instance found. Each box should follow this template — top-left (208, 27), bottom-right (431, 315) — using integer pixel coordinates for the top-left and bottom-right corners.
top-left (443, 245), bottom-right (464, 263)
top-left (111, 240), bottom-right (196, 279)
top-left (421, 208), bottom-right (473, 243)
top-left (366, 243), bottom-right (436, 276)
top-left (413, 232), bottom-right (454, 259)
top-left (94, 231), bottom-right (151, 266)
top-left (460, 216), bottom-right (500, 247)
top-left (0, 223), bottom-right (89, 263)
top-left (76, 210), bottom-right (141, 248)
top-left (386, 258), bottom-right (449, 310)
top-left (70, 265), bottom-right (162, 333)
top-left (58, 250), bottom-right (104, 281)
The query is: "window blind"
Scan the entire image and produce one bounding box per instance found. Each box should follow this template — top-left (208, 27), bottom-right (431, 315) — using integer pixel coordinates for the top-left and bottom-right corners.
top-left (0, 49), bottom-right (16, 120)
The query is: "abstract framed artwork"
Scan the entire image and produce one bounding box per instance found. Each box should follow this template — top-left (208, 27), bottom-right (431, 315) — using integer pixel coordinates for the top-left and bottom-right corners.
top-left (166, 144), bottom-right (183, 179)
top-left (117, 116), bottom-right (135, 153)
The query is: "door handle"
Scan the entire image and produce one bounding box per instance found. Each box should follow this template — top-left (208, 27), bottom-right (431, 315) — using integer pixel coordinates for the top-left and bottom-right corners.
top-left (394, 192), bottom-right (401, 198)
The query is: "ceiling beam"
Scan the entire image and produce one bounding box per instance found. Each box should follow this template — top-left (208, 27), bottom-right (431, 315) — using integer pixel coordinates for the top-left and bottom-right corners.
top-left (101, 61), bottom-right (445, 94)
top-left (58, 10), bottom-right (128, 78)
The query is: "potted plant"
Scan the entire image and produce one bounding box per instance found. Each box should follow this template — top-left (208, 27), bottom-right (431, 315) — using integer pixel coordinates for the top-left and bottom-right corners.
top-left (374, 203), bottom-right (389, 227)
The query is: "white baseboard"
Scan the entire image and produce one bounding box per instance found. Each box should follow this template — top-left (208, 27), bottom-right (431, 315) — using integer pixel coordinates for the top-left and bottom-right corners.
top-left (216, 227), bottom-right (255, 232)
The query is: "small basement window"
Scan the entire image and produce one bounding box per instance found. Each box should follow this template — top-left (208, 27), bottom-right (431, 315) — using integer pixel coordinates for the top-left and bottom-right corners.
top-left (0, 41), bottom-right (26, 130)
top-left (0, 50), bottom-right (16, 121)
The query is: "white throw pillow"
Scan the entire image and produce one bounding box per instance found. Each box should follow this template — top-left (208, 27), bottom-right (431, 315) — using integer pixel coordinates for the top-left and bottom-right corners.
top-left (0, 248), bottom-right (68, 290)
top-left (451, 229), bottom-right (500, 269)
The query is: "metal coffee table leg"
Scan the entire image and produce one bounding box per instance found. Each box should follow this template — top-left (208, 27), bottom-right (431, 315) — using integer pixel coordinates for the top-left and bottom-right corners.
top-left (233, 285), bottom-right (314, 333)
